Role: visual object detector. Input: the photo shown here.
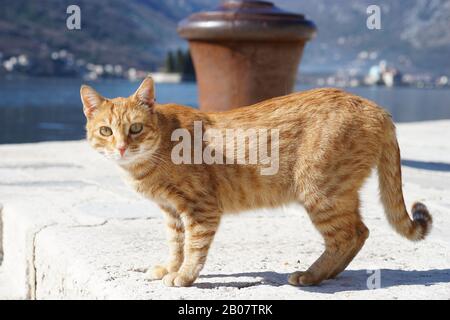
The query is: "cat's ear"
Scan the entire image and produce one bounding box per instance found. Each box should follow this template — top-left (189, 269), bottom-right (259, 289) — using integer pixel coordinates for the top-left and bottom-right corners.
top-left (80, 85), bottom-right (104, 118)
top-left (133, 76), bottom-right (155, 110)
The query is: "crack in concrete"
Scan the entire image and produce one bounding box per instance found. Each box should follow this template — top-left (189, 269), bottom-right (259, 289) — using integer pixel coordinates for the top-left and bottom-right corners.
top-left (31, 223), bottom-right (57, 300)
top-left (108, 216), bottom-right (157, 222)
top-left (0, 163), bottom-right (84, 170)
top-left (68, 220), bottom-right (109, 228)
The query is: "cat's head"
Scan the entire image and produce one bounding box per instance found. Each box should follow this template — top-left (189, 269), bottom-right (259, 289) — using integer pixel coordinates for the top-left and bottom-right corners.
top-left (80, 77), bottom-right (160, 165)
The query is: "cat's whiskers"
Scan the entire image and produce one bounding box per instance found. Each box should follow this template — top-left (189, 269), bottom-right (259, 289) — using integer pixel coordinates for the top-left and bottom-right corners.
top-left (148, 151), bottom-right (171, 172)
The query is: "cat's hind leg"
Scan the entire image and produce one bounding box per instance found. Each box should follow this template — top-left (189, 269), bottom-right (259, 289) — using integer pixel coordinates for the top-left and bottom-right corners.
top-left (146, 205), bottom-right (184, 280)
top-left (327, 219), bottom-right (369, 279)
top-left (289, 194), bottom-right (367, 286)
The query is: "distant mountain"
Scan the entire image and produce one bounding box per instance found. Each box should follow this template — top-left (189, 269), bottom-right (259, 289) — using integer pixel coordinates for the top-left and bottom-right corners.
top-left (277, 0), bottom-right (450, 75)
top-left (0, 0), bottom-right (449, 76)
top-left (0, 0), bottom-right (213, 75)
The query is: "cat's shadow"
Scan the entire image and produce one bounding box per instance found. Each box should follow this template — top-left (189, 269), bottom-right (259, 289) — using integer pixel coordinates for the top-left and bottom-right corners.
top-left (195, 269), bottom-right (450, 293)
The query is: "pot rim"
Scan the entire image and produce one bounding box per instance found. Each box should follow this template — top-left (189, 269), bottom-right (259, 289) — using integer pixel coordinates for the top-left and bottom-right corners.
top-left (177, 0), bottom-right (317, 42)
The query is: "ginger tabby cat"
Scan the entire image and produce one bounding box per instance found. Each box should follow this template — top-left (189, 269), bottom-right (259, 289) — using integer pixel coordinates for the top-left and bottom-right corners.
top-left (81, 77), bottom-right (432, 287)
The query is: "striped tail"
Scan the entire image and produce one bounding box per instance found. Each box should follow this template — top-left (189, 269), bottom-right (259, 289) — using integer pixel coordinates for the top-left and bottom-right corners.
top-left (377, 121), bottom-right (432, 241)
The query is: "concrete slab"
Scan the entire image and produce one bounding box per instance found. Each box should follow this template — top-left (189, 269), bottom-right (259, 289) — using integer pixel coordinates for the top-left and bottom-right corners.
top-left (0, 121), bottom-right (449, 299)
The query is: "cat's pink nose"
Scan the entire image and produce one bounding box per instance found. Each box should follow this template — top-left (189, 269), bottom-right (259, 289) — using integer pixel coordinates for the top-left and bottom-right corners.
top-left (118, 145), bottom-right (127, 157)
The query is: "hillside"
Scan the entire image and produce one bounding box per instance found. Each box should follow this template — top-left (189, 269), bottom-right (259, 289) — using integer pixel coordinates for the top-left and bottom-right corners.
top-left (0, 0), bottom-right (449, 76)
top-left (0, 0), bottom-right (213, 75)
top-left (279, 0), bottom-right (450, 75)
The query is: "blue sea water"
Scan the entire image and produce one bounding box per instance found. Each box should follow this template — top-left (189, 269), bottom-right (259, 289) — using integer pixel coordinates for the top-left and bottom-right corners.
top-left (0, 78), bottom-right (449, 144)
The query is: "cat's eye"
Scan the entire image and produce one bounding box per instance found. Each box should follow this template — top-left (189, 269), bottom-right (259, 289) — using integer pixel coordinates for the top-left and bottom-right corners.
top-left (99, 126), bottom-right (112, 137)
top-left (130, 123), bottom-right (143, 135)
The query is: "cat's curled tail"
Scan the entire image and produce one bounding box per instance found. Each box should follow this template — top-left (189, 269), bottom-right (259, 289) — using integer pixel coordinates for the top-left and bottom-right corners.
top-left (377, 119), bottom-right (432, 241)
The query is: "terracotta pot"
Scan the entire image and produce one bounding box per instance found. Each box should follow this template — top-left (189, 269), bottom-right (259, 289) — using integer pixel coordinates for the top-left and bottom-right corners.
top-left (177, 0), bottom-right (316, 112)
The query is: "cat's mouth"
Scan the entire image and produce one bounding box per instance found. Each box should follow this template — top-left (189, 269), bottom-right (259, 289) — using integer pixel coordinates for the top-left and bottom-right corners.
top-left (99, 149), bottom-right (136, 164)
top-left (114, 154), bottom-right (135, 164)
top-left (108, 148), bottom-right (154, 166)
top-left (95, 144), bottom-right (157, 167)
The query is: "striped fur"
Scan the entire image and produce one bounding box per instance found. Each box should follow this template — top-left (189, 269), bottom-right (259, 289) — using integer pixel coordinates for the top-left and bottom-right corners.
top-left (81, 77), bottom-right (432, 287)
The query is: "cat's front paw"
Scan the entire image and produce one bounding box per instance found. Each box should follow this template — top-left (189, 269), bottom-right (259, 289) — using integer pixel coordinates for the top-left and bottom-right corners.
top-left (162, 272), bottom-right (195, 287)
top-left (146, 265), bottom-right (169, 280)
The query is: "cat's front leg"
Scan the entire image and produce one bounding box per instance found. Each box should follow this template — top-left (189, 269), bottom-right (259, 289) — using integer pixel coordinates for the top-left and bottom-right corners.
top-left (146, 205), bottom-right (184, 280)
top-left (162, 211), bottom-right (221, 287)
